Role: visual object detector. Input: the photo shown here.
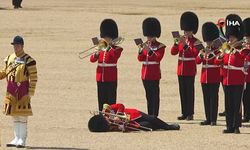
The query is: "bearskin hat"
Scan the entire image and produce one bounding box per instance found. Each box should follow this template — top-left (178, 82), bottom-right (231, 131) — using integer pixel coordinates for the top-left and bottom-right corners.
top-left (243, 18), bottom-right (250, 36)
top-left (202, 22), bottom-right (219, 42)
top-left (100, 19), bottom-right (118, 39)
top-left (142, 17), bottom-right (161, 38)
top-left (180, 11), bottom-right (199, 34)
top-left (88, 115), bottom-right (109, 132)
top-left (225, 14), bottom-right (244, 40)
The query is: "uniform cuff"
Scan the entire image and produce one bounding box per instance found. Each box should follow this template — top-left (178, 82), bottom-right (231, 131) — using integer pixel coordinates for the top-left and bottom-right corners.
top-left (183, 44), bottom-right (188, 50)
top-left (148, 50), bottom-right (153, 56)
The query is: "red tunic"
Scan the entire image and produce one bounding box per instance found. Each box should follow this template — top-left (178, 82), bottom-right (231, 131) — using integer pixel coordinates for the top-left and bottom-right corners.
top-left (137, 41), bottom-right (165, 80)
top-left (90, 46), bottom-right (123, 82)
top-left (214, 46), bottom-right (247, 85)
top-left (196, 49), bottom-right (221, 83)
top-left (109, 103), bottom-right (142, 121)
top-left (171, 37), bottom-right (200, 76)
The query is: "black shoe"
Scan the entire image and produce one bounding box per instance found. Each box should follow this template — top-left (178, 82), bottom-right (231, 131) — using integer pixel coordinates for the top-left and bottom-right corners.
top-left (14, 6), bottom-right (19, 9)
top-left (167, 123), bottom-right (180, 130)
top-left (6, 143), bottom-right (16, 147)
top-left (200, 120), bottom-right (210, 126)
top-left (16, 145), bottom-right (25, 148)
top-left (234, 128), bottom-right (240, 134)
top-left (177, 115), bottom-right (186, 120)
top-left (219, 111), bottom-right (226, 116)
top-left (18, 6), bottom-right (22, 8)
top-left (210, 122), bottom-right (217, 126)
top-left (223, 129), bottom-right (234, 134)
top-left (186, 115), bottom-right (193, 121)
top-left (242, 118), bottom-right (249, 123)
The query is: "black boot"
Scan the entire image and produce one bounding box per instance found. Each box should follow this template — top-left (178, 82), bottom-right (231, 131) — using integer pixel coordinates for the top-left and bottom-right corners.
top-left (177, 115), bottom-right (186, 120)
top-left (165, 123), bottom-right (180, 130)
top-left (186, 115), bottom-right (193, 121)
top-left (219, 111), bottom-right (226, 117)
top-left (13, 0), bottom-right (18, 9)
top-left (210, 122), bottom-right (217, 126)
top-left (18, 0), bottom-right (23, 8)
top-left (223, 128), bottom-right (234, 134)
top-left (242, 117), bottom-right (249, 123)
top-left (234, 128), bottom-right (240, 134)
top-left (200, 120), bottom-right (210, 126)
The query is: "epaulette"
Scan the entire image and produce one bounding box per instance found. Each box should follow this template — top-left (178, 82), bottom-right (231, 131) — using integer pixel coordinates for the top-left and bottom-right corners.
top-left (158, 43), bottom-right (166, 49)
top-left (194, 39), bottom-right (203, 46)
top-left (114, 46), bottom-right (123, 51)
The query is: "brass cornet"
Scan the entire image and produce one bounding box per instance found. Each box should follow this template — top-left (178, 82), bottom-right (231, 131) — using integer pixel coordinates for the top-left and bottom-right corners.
top-left (78, 37), bottom-right (124, 59)
top-left (219, 40), bottom-right (244, 55)
top-left (219, 42), bottom-right (232, 54)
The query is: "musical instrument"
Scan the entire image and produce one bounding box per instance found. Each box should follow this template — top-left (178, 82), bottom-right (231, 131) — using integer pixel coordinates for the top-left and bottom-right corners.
top-left (174, 35), bottom-right (188, 45)
top-left (219, 40), bottom-right (243, 55)
top-left (199, 46), bottom-right (216, 61)
top-left (78, 37), bottom-right (124, 59)
top-left (219, 43), bottom-right (232, 54)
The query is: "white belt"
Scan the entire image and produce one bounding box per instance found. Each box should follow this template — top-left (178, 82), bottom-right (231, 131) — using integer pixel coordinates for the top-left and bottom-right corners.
top-left (178, 57), bottom-right (195, 61)
top-left (202, 64), bottom-right (220, 68)
top-left (143, 61), bottom-right (159, 65)
top-left (98, 63), bottom-right (117, 67)
top-left (223, 65), bottom-right (243, 71)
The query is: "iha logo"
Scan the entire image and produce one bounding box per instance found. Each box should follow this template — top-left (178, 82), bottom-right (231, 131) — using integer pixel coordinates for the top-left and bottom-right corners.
top-left (227, 20), bottom-right (240, 26)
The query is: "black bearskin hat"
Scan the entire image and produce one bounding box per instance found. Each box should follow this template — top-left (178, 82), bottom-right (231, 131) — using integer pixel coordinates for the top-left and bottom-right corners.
top-left (100, 19), bottom-right (118, 39)
top-left (88, 115), bottom-right (109, 132)
top-left (142, 17), bottom-right (161, 38)
top-left (243, 18), bottom-right (250, 36)
top-left (202, 22), bottom-right (219, 42)
top-left (180, 11), bottom-right (199, 34)
top-left (225, 14), bottom-right (244, 40)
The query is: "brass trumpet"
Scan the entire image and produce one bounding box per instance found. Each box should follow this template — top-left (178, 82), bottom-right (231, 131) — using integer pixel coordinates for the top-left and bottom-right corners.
top-left (78, 37), bottom-right (124, 59)
top-left (219, 40), bottom-right (243, 55)
top-left (219, 42), bottom-right (232, 54)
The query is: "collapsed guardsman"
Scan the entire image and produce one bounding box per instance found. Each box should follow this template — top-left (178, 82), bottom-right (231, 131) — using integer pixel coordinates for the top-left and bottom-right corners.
top-left (88, 103), bottom-right (180, 132)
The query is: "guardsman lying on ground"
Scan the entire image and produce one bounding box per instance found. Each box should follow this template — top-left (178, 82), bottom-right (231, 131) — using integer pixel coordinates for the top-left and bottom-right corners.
top-left (88, 103), bottom-right (180, 132)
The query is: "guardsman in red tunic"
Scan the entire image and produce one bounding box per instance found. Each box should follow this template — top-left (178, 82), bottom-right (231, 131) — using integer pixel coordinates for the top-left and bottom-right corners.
top-left (196, 22), bottom-right (221, 126)
top-left (137, 18), bottom-right (165, 117)
top-left (242, 18), bottom-right (250, 123)
top-left (215, 14), bottom-right (247, 134)
top-left (90, 19), bottom-right (123, 111)
top-left (171, 11), bottom-right (201, 120)
top-left (88, 103), bottom-right (180, 132)
top-left (217, 18), bottom-right (227, 117)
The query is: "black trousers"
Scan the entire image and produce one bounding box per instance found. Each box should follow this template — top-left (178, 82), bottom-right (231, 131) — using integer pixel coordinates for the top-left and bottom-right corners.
top-left (201, 83), bottom-right (220, 123)
top-left (97, 81), bottom-right (117, 111)
top-left (135, 112), bottom-right (175, 130)
top-left (243, 83), bottom-right (250, 119)
top-left (142, 80), bottom-right (160, 117)
top-left (224, 85), bottom-right (244, 129)
top-left (12, 0), bottom-right (22, 7)
top-left (178, 76), bottom-right (195, 116)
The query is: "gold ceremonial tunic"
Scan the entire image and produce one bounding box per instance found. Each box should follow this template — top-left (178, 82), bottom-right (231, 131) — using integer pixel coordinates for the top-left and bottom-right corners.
top-left (0, 51), bottom-right (37, 116)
